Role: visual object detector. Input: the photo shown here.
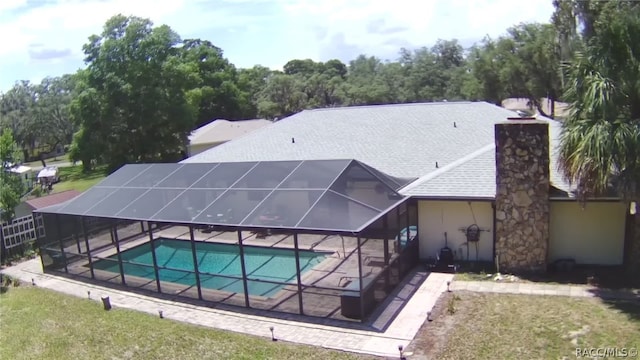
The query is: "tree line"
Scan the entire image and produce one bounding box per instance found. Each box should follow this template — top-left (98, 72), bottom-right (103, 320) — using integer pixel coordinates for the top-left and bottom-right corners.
top-left (1, 1), bottom-right (639, 207)
top-left (0, 11), bottom-right (564, 173)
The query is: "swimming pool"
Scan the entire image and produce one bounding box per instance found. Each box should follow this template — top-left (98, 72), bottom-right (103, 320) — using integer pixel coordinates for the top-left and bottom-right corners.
top-left (92, 238), bottom-right (327, 297)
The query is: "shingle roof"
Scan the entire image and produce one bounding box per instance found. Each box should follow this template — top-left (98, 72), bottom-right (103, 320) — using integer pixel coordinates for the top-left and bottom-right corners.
top-left (183, 102), bottom-right (571, 198)
top-left (25, 190), bottom-right (81, 210)
top-left (400, 145), bottom-right (497, 198)
top-left (189, 119), bottom-right (272, 145)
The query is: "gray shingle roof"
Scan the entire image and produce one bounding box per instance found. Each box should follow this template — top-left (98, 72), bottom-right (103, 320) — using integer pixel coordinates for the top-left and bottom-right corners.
top-left (183, 101), bottom-right (571, 198)
top-left (188, 119), bottom-right (272, 145)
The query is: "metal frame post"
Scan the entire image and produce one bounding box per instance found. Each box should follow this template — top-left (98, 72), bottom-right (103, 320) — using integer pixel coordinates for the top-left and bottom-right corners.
top-left (74, 221), bottom-right (82, 254)
top-left (293, 233), bottom-right (304, 315)
top-left (112, 224), bottom-right (126, 285)
top-left (357, 236), bottom-right (364, 320)
top-left (383, 215), bottom-right (389, 265)
top-left (189, 226), bottom-right (203, 300)
top-left (81, 217), bottom-right (94, 279)
top-left (55, 214), bottom-right (68, 273)
top-left (148, 221), bottom-right (162, 293)
top-left (237, 230), bottom-right (251, 308)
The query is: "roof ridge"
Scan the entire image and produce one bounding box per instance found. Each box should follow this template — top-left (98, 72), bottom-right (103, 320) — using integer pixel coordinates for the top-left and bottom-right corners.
top-left (399, 143), bottom-right (496, 194)
top-left (307, 101), bottom-right (478, 113)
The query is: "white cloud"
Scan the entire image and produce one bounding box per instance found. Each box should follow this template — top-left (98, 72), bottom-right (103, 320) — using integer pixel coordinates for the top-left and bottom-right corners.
top-left (0, 0), bottom-right (555, 91)
top-left (281, 0), bottom-right (554, 61)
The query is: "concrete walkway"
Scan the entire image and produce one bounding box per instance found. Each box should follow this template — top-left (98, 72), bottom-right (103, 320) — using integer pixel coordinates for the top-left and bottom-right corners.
top-left (452, 280), bottom-right (640, 300)
top-left (1, 258), bottom-right (454, 358)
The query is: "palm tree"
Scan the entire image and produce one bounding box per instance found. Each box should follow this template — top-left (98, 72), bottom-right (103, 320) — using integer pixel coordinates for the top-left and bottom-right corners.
top-left (558, 2), bottom-right (640, 273)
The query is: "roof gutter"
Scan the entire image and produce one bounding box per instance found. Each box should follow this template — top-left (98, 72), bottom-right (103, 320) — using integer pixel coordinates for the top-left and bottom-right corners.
top-left (409, 195), bottom-right (495, 201)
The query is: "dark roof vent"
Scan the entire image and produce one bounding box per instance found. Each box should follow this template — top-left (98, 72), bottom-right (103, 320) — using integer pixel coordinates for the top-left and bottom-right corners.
top-left (291, 137), bottom-right (295, 143)
top-left (453, 121), bottom-right (457, 128)
top-left (435, 161), bottom-right (439, 168)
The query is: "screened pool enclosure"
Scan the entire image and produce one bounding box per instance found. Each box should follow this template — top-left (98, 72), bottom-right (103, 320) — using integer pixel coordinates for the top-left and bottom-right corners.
top-left (36, 160), bottom-right (420, 322)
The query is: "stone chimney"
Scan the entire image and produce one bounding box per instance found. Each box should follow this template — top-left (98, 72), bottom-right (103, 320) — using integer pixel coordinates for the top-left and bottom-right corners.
top-left (494, 117), bottom-right (550, 273)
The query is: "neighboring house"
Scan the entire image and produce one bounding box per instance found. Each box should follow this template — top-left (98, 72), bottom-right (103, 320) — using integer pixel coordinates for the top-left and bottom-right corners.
top-left (14, 190), bottom-right (81, 219)
top-left (184, 101), bottom-right (631, 271)
top-left (8, 165), bottom-right (35, 193)
top-left (187, 119), bottom-right (272, 156)
top-left (502, 97), bottom-right (570, 120)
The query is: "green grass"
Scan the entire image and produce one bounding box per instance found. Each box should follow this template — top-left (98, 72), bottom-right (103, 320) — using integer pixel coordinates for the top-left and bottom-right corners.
top-left (23, 157), bottom-right (73, 169)
top-left (408, 291), bottom-right (640, 359)
top-left (454, 271), bottom-right (494, 281)
top-left (0, 286), bottom-right (370, 360)
top-left (53, 166), bottom-right (107, 193)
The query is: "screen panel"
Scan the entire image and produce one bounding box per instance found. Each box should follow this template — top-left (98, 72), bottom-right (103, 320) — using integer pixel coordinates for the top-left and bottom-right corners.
top-left (151, 189), bottom-right (224, 222)
top-left (193, 190), bottom-right (271, 225)
top-left (96, 164), bottom-right (152, 187)
top-left (297, 191), bottom-right (380, 231)
top-left (330, 162), bottom-right (402, 210)
top-left (192, 162), bottom-right (258, 189)
top-left (84, 188), bottom-right (149, 217)
top-left (278, 159), bottom-right (350, 189)
top-left (156, 163), bottom-right (218, 188)
top-left (122, 164), bottom-right (183, 188)
top-left (241, 190), bottom-right (323, 227)
top-left (117, 189), bottom-right (185, 219)
top-left (56, 187), bottom-right (120, 215)
top-left (231, 161), bottom-right (301, 189)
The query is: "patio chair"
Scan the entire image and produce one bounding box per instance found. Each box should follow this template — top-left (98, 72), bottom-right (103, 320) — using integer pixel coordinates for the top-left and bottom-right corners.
top-left (338, 268), bottom-right (372, 287)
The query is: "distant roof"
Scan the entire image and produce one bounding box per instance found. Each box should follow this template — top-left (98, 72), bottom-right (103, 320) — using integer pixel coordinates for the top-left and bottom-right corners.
top-left (183, 102), bottom-right (571, 198)
top-left (37, 166), bottom-right (58, 178)
top-left (9, 165), bottom-right (32, 174)
top-left (37, 161), bottom-right (409, 233)
top-left (189, 119), bottom-right (272, 145)
top-left (502, 97), bottom-right (570, 119)
top-left (26, 190), bottom-right (81, 210)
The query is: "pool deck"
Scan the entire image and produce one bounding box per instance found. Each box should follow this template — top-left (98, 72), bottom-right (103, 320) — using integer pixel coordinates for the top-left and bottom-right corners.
top-left (2, 258), bottom-right (453, 358)
top-left (54, 224), bottom-right (413, 322)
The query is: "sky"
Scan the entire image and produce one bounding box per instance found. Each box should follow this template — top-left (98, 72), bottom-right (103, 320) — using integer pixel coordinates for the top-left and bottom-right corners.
top-left (0, 0), bottom-right (555, 92)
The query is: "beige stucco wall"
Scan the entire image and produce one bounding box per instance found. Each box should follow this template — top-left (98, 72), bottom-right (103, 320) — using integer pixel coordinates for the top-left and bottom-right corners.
top-left (418, 201), bottom-right (494, 262)
top-left (549, 201), bottom-right (626, 265)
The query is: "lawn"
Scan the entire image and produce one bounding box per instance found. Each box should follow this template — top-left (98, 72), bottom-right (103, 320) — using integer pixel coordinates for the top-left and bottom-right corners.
top-left (52, 165), bottom-right (107, 193)
top-left (407, 291), bottom-right (640, 359)
top-left (454, 265), bottom-right (640, 289)
top-left (0, 286), bottom-right (370, 360)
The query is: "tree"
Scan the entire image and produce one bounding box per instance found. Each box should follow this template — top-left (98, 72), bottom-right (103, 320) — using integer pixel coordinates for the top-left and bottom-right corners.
top-left (344, 55), bottom-right (396, 105)
top-left (466, 40), bottom-right (505, 104)
top-left (180, 39), bottom-right (245, 128)
top-left (559, 2), bottom-right (640, 198)
top-left (0, 129), bottom-right (25, 222)
top-left (500, 23), bottom-right (562, 118)
top-left (256, 74), bottom-right (308, 119)
top-left (30, 75), bottom-right (77, 155)
top-left (557, 1), bottom-right (640, 272)
top-left (237, 65), bottom-right (273, 118)
top-left (71, 15), bottom-right (198, 172)
top-left (0, 77), bottom-right (76, 161)
top-left (0, 81), bottom-right (37, 159)
top-left (283, 59), bottom-right (322, 76)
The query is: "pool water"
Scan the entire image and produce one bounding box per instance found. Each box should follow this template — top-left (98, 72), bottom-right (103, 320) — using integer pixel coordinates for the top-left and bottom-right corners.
top-left (92, 238), bottom-right (326, 297)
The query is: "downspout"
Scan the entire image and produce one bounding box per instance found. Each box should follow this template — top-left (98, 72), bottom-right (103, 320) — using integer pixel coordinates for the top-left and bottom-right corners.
top-left (492, 200), bottom-right (497, 267)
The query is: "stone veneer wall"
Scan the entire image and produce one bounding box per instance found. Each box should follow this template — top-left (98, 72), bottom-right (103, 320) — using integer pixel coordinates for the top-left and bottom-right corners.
top-left (495, 120), bottom-right (550, 273)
